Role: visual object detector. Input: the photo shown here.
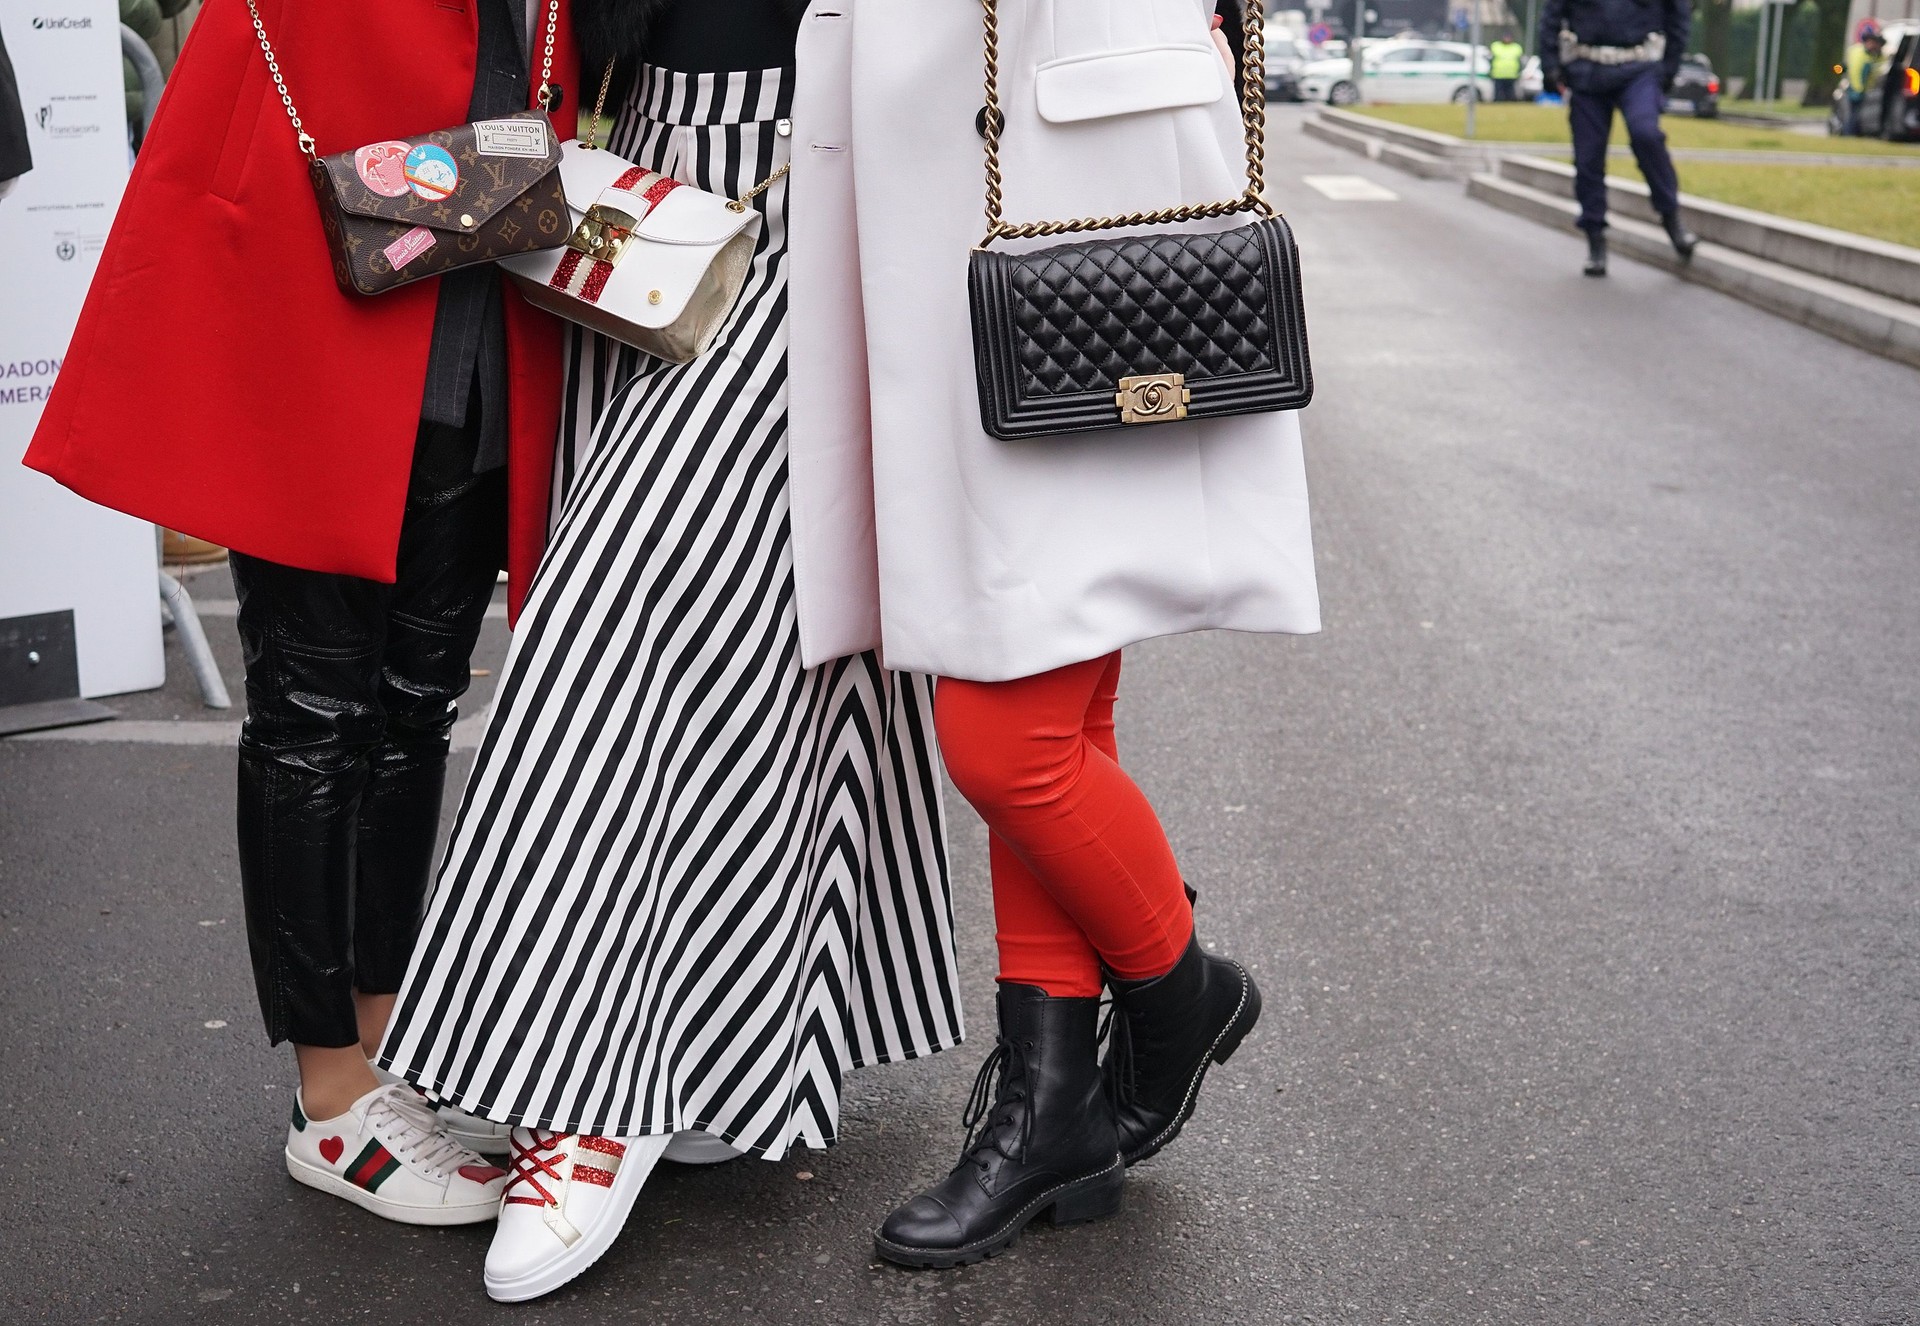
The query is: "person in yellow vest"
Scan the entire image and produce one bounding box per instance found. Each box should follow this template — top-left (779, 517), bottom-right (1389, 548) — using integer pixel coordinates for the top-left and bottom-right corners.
top-left (1490, 30), bottom-right (1527, 101)
top-left (1844, 23), bottom-right (1886, 136)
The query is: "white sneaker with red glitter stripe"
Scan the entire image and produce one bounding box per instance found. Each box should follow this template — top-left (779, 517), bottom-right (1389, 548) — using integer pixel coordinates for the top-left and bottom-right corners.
top-left (285, 1083), bottom-right (508, 1226)
top-left (484, 1128), bottom-right (673, 1302)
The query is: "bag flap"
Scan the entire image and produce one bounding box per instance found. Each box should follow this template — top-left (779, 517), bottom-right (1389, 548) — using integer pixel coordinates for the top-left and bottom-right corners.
top-left (1034, 43), bottom-right (1225, 124)
top-left (632, 186), bottom-right (758, 247)
top-left (320, 112), bottom-right (561, 232)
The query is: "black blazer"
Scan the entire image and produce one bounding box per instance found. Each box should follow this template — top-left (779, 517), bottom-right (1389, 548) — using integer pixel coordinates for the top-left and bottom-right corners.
top-left (0, 28), bottom-right (32, 185)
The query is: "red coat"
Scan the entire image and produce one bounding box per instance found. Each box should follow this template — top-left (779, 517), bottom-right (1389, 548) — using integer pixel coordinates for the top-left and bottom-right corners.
top-left (23, 0), bottom-right (580, 619)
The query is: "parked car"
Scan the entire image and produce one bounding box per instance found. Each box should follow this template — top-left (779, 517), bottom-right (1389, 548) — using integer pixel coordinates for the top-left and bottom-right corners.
top-left (1830, 26), bottom-right (1920, 140)
top-left (1297, 39), bottom-right (1496, 105)
top-left (1519, 54), bottom-right (1544, 100)
top-left (1665, 53), bottom-right (1721, 116)
top-left (1266, 36), bottom-right (1312, 102)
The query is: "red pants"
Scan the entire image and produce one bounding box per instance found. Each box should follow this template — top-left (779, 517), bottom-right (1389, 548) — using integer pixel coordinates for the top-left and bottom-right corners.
top-left (936, 652), bottom-right (1194, 998)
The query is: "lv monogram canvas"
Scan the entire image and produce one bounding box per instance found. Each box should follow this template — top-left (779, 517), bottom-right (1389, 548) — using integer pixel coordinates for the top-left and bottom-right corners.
top-left (310, 112), bottom-right (570, 296)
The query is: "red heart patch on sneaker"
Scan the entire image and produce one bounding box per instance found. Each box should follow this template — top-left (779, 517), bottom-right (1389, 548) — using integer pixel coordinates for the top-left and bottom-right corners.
top-left (319, 1136), bottom-right (345, 1165)
top-left (459, 1164), bottom-right (506, 1183)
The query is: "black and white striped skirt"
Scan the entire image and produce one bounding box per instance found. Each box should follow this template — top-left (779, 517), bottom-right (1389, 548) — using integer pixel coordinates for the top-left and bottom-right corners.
top-left (380, 65), bottom-right (964, 1159)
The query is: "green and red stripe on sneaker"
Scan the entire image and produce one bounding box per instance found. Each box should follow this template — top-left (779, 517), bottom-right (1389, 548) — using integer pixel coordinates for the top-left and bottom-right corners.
top-left (346, 1138), bottom-right (402, 1193)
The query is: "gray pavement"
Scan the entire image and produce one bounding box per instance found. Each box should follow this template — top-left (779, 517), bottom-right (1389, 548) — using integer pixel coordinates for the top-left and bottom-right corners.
top-left (4, 107), bottom-right (1917, 1325)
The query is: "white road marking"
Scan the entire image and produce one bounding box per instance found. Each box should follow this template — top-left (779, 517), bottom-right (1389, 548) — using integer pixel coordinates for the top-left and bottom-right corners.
top-left (1301, 174), bottom-right (1400, 201)
top-left (13, 713), bottom-right (491, 750)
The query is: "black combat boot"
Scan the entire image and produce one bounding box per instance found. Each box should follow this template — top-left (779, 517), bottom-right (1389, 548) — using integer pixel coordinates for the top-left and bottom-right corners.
top-left (1583, 228), bottom-right (1608, 277)
top-left (1103, 931), bottom-right (1262, 1166)
top-left (1663, 212), bottom-right (1699, 260)
top-left (874, 985), bottom-right (1124, 1268)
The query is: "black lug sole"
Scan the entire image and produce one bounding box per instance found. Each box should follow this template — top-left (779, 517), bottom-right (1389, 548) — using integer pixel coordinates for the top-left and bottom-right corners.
top-left (872, 1158), bottom-right (1125, 1269)
top-left (1121, 965), bottom-right (1262, 1167)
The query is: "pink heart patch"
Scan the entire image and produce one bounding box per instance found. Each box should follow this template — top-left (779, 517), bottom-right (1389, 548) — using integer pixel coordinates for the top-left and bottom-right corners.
top-left (460, 1164), bottom-right (506, 1183)
top-left (318, 1136), bottom-right (345, 1165)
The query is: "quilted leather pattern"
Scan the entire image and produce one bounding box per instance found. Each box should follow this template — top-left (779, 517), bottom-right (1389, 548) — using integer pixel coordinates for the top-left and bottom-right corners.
top-left (969, 216), bottom-right (1313, 441)
top-left (310, 112), bottom-right (570, 298)
top-left (1010, 229), bottom-right (1274, 394)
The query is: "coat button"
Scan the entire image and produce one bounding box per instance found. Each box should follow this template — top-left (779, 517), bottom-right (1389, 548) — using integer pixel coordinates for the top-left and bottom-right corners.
top-left (776, 118), bottom-right (793, 137)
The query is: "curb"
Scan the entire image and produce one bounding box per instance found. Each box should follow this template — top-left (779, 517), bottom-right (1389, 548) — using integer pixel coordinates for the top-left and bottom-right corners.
top-left (1494, 155), bottom-right (1920, 305)
top-left (1467, 171), bottom-right (1920, 370)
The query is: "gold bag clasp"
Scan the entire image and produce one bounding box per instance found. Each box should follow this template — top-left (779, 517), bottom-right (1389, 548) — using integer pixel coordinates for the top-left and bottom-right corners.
top-left (567, 203), bottom-right (639, 266)
top-left (1116, 372), bottom-right (1191, 425)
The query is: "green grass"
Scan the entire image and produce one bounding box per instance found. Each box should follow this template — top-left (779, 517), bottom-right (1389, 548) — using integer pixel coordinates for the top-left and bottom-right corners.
top-left (1350, 102), bottom-right (1914, 154)
top-left (1727, 97), bottom-right (1832, 120)
top-left (1607, 160), bottom-right (1920, 247)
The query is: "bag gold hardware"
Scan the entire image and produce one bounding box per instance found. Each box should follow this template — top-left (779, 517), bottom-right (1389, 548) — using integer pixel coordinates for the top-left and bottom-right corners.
top-left (1116, 373), bottom-right (1190, 425)
top-left (567, 204), bottom-right (640, 265)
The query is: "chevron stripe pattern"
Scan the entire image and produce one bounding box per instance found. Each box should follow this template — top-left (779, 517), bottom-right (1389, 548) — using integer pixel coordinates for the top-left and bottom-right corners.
top-left (381, 66), bottom-right (963, 1160)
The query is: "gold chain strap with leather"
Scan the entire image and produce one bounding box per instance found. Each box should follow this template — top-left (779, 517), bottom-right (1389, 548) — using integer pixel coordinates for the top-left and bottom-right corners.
top-left (244, 0), bottom-right (572, 297)
top-left (976, 0), bottom-right (1273, 246)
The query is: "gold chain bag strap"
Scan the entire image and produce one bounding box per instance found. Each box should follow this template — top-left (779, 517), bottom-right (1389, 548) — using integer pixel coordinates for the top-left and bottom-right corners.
top-left (245, 0), bottom-right (572, 296)
top-left (967, 0), bottom-right (1312, 439)
top-left (499, 62), bottom-right (792, 364)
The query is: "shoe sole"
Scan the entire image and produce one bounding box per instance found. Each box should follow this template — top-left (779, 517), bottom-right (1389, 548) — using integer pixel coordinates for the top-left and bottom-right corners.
top-left (1122, 963), bottom-right (1263, 1167)
top-left (871, 1157), bottom-right (1125, 1270)
top-left (483, 1142), bottom-right (660, 1303)
top-left (285, 1151), bottom-right (499, 1227)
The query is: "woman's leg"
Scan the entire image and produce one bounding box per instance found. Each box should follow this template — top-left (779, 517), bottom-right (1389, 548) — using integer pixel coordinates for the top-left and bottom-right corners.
top-left (935, 652), bottom-right (1262, 1174)
top-left (937, 652), bottom-right (1193, 987)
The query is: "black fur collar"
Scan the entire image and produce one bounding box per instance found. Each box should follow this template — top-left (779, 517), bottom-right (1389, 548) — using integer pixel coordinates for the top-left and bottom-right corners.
top-left (572, 0), bottom-right (813, 75)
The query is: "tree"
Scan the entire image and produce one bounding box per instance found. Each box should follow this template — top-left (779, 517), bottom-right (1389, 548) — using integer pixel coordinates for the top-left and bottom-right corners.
top-left (1803, 0), bottom-right (1849, 104)
top-left (1696, 0), bottom-right (1734, 81)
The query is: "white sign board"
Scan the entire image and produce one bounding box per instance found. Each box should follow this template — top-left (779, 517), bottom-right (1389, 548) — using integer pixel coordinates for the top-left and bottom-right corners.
top-left (0, 0), bottom-right (163, 699)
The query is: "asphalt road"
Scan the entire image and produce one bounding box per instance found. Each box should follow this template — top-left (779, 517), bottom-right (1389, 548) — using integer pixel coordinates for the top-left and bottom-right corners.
top-left (4, 108), bottom-right (1917, 1326)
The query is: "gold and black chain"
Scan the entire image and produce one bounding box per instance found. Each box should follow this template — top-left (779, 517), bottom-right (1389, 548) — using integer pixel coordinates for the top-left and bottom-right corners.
top-left (978, 0), bottom-right (1276, 246)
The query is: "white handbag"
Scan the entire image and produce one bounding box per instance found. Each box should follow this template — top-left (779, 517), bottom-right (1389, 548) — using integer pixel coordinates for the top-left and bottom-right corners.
top-left (500, 74), bottom-right (787, 364)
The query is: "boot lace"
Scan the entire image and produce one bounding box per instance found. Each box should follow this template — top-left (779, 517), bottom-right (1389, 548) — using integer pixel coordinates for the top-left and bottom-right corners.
top-left (367, 1085), bottom-right (477, 1181)
top-left (958, 1036), bottom-right (1032, 1172)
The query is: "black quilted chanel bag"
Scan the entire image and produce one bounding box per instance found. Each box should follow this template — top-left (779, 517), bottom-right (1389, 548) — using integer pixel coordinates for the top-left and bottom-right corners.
top-left (967, 0), bottom-right (1312, 441)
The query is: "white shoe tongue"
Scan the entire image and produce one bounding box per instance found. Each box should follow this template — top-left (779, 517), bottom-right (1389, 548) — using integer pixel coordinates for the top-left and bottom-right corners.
top-left (369, 1084), bottom-right (480, 1179)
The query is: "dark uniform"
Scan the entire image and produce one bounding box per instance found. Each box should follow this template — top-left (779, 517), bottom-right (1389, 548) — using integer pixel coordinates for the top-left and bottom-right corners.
top-left (1538, 0), bottom-right (1697, 275)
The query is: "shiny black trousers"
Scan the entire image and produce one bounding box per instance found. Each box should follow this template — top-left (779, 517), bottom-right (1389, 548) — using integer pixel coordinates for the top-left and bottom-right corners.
top-left (231, 416), bottom-right (504, 1047)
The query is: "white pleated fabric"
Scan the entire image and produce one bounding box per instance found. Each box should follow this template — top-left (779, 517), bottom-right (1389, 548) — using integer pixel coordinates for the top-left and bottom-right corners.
top-left (380, 66), bottom-right (964, 1159)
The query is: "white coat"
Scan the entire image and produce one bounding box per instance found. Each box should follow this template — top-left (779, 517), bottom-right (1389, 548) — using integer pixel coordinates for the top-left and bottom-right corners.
top-left (786, 0), bottom-right (1321, 683)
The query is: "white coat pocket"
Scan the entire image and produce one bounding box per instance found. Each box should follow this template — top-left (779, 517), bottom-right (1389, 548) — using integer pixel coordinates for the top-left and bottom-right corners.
top-left (1035, 0), bottom-right (1223, 123)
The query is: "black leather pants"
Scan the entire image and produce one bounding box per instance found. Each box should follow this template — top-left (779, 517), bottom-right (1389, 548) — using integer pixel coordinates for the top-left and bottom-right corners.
top-left (231, 415), bottom-right (504, 1048)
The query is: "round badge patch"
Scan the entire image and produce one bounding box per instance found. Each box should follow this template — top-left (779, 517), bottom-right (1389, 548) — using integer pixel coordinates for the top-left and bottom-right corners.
top-left (403, 143), bottom-right (460, 201)
top-left (353, 141), bottom-right (411, 198)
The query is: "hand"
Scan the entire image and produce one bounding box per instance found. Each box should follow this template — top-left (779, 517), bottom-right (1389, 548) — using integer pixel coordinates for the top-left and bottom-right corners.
top-left (1211, 15), bottom-right (1234, 70)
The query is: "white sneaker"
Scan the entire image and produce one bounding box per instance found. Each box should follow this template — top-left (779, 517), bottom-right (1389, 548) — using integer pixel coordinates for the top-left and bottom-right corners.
top-left (438, 1101), bottom-right (514, 1158)
top-left (372, 1063), bottom-right (513, 1158)
top-left (285, 1083), bottom-right (508, 1225)
top-left (484, 1128), bottom-right (672, 1302)
top-left (663, 1131), bottom-right (748, 1165)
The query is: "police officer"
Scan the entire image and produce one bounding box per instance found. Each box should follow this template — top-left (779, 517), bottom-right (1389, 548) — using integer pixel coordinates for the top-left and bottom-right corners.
top-left (1489, 30), bottom-right (1526, 102)
top-left (1843, 23), bottom-right (1886, 137)
top-left (1539, 0), bottom-right (1698, 276)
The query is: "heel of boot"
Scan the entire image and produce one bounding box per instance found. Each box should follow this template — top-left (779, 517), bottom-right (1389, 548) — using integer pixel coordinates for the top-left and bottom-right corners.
top-left (1210, 969), bottom-right (1263, 1065)
top-left (1048, 1160), bottom-right (1125, 1226)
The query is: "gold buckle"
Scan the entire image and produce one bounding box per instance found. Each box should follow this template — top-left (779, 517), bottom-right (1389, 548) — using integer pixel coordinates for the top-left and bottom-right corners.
top-left (566, 203), bottom-right (639, 266)
top-left (1115, 372), bottom-right (1191, 426)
